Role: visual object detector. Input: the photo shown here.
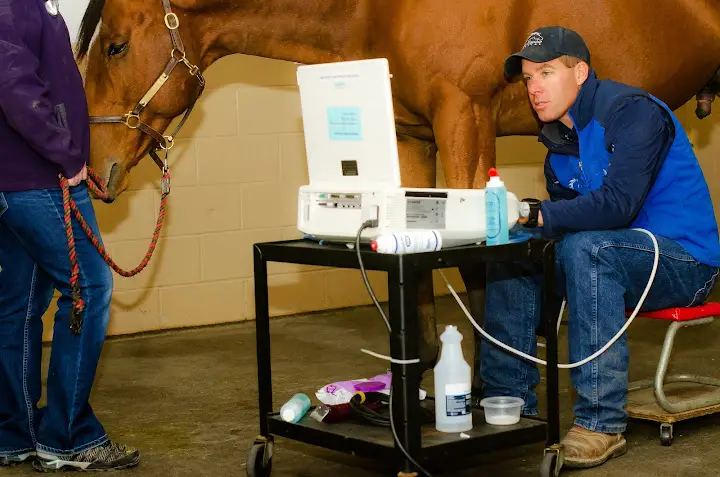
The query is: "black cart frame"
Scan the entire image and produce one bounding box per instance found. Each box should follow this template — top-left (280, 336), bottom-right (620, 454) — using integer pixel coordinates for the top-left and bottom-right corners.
top-left (250, 238), bottom-right (562, 477)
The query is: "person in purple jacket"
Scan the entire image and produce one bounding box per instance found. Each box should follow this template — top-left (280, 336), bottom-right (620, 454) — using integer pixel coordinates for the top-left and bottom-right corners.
top-left (0, 0), bottom-right (139, 471)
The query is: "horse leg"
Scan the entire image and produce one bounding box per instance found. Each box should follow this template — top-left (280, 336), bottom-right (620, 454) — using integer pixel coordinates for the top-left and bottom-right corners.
top-left (433, 88), bottom-right (498, 399)
top-left (464, 104), bottom-right (500, 401)
top-left (431, 85), bottom-right (480, 190)
top-left (396, 132), bottom-right (440, 372)
top-left (458, 266), bottom-right (487, 404)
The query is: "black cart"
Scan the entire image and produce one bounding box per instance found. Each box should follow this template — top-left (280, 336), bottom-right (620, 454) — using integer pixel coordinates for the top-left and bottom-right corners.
top-left (248, 238), bottom-right (563, 477)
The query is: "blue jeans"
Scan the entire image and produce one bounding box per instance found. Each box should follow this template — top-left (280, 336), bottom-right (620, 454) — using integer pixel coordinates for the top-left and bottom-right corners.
top-left (0, 184), bottom-right (113, 456)
top-left (480, 229), bottom-right (719, 433)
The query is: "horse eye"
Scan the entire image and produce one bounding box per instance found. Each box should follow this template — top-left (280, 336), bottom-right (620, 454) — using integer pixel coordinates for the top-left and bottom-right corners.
top-left (107, 42), bottom-right (128, 57)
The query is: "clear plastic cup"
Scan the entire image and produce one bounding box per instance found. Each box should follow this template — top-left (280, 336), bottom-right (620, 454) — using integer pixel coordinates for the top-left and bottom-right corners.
top-left (479, 396), bottom-right (524, 425)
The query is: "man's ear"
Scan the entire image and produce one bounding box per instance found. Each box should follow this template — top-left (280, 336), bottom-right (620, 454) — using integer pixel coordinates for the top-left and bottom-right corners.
top-left (575, 61), bottom-right (590, 86)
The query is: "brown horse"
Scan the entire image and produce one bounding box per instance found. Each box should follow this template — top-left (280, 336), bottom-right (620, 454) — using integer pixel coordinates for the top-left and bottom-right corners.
top-left (77, 0), bottom-right (720, 371)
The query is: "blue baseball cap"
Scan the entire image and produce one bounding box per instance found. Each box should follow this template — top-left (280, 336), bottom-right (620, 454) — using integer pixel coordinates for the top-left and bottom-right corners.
top-left (505, 26), bottom-right (591, 78)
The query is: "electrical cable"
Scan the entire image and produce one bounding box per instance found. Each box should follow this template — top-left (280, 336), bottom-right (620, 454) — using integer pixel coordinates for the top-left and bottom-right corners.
top-left (356, 221), bottom-right (391, 332)
top-left (355, 220), bottom-right (436, 477)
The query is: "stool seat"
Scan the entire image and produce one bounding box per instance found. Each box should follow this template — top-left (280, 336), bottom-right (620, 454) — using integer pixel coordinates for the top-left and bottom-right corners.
top-left (626, 302), bottom-right (720, 321)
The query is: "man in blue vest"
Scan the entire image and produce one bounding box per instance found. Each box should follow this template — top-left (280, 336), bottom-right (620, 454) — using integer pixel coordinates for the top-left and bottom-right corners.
top-left (0, 0), bottom-right (139, 471)
top-left (480, 26), bottom-right (720, 469)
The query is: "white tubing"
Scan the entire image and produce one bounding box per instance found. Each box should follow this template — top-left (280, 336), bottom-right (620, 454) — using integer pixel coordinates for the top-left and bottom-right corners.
top-left (441, 228), bottom-right (659, 369)
top-left (360, 348), bottom-right (421, 364)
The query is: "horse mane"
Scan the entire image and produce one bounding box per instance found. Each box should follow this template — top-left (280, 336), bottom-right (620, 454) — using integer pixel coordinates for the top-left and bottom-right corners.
top-left (76, 0), bottom-right (106, 59)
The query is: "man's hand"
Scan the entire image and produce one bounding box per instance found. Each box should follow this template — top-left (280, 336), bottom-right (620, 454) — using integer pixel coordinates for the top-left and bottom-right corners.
top-left (517, 212), bottom-right (544, 227)
top-left (67, 164), bottom-right (87, 187)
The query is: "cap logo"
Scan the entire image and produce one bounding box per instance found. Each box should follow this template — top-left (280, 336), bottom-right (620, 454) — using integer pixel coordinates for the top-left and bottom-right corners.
top-left (45, 0), bottom-right (59, 16)
top-left (524, 32), bottom-right (543, 48)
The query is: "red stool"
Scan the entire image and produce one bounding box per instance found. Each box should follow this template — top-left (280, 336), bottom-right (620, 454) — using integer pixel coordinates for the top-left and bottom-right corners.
top-left (626, 302), bottom-right (720, 445)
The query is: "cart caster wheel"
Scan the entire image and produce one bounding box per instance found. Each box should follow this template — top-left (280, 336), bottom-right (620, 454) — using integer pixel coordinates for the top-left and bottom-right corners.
top-left (247, 442), bottom-right (273, 477)
top-left (660, 424), bottom-right (673, 447)
top-left (541, 446), bottom-right (563, 477)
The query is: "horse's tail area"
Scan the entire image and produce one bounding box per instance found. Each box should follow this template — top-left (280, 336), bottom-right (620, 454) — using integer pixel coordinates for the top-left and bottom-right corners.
top-left (695, 68), bottom-right (720, 119)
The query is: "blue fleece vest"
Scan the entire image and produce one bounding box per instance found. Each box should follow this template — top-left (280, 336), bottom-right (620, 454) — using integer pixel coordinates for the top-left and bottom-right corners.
top-left (549, 82), bottom-right (720, 267)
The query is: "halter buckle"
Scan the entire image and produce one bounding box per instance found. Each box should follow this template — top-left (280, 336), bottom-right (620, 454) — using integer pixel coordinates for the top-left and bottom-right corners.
top-left (161, 150), bottom-right (171, 195)
top-left (160, 135), bottom-right (175, 151)
top-left (183, 59), bottom-right (200, 76)
top-left (171, 48), bottom-right (186, 62)
top-left (124, 113), bottom-right (141, 129)
top-left (164, 12), bottom-right (180, 30)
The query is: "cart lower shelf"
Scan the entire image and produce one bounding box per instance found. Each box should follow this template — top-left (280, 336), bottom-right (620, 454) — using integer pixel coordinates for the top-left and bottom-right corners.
top-left (266, 408), bottom-right (547, 462)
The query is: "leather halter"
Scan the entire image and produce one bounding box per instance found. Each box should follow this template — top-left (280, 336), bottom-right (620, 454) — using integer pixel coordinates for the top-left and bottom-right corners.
top-left (89, 0), bottom-right (205, 171)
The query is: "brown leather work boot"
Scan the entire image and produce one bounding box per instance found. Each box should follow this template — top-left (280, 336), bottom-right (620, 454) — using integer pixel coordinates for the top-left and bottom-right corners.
top-left (561, 425), bottom-right (627, 469)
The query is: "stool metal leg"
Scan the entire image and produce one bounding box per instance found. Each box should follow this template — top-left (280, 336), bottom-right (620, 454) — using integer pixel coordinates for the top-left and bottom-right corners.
top-left (629, 317), bottom-right (720, 414)
top-left (654, 317), bottom-right (720, 413)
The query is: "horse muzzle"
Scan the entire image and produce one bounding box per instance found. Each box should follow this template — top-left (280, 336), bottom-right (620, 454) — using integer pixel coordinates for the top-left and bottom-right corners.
top-left (90, 162), bottom-right (124, 203)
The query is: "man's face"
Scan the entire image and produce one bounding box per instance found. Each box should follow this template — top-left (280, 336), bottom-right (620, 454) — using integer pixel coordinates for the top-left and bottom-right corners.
top-left (521, 58), bottom-right (588, 126)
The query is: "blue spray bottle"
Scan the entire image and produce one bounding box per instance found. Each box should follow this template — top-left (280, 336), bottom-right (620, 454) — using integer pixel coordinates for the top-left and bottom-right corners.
top-left (485, 168), bottom-right (509, 246)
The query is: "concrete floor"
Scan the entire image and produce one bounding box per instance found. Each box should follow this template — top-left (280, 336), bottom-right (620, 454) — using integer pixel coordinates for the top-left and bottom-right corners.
top-left (5, 295), bottom-right (720, 476)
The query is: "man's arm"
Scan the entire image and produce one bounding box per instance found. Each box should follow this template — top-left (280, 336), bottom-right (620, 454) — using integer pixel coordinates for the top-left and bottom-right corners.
top-left (540, 96), bottom-right (671, 238)
top-left (0, 0), bottom-right (85, 179)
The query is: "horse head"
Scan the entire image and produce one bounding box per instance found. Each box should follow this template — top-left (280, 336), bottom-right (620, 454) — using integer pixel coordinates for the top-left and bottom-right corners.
top-left (78, 0), bottom-right (205, 201)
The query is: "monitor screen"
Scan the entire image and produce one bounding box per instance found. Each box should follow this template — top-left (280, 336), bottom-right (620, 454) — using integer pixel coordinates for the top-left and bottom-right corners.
top-left (296, 58), bottom-right (402, 189)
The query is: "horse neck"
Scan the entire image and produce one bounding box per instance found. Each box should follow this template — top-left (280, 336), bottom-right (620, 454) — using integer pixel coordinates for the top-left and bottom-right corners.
top-left (190, 0), bottom-right (371, 68)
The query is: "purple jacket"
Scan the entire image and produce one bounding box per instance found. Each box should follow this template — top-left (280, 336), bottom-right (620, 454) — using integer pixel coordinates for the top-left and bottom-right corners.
top-left (0, 0), bottom-right (89, 192)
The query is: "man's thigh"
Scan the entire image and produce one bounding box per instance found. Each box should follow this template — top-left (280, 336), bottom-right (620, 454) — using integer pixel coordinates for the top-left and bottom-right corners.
top-left (557, 229), bottom-right (718, 310)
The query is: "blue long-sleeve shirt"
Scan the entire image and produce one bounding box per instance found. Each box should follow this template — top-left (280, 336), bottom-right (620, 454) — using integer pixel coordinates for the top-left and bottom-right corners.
top-left (537, 70), bottom-right (720, 267)
top-left (0, 0), bottom-right (89, 192)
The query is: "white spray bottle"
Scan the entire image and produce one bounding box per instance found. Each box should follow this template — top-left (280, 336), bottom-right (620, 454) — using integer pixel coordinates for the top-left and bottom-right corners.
top-left (434, 325), bottom-right (473, 433)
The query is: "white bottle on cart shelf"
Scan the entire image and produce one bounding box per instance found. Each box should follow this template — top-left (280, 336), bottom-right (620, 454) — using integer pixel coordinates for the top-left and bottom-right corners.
top-left (434, 325), bottom-right (473, 433)
top-left (370, 230), bottom-right (442, 254)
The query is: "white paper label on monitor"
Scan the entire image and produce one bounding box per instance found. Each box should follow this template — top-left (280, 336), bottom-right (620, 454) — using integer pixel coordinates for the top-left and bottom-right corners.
top-left (406, 198), bottom-right (446, 229)
top-left (327, 107), bottom-right (362, 141)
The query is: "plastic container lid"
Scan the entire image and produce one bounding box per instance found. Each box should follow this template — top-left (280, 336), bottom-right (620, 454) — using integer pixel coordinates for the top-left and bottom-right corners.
top-left (480, 396), bottom-right (524, 409)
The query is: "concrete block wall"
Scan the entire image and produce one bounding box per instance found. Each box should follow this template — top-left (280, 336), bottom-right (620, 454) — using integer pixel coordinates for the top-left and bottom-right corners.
top-left (41, 54), bottom-right (720, 339)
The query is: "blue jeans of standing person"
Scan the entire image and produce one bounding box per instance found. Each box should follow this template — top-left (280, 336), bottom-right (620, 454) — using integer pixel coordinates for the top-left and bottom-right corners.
top-left (480, 229), bottom-right (719, 433)
top-left (0, 184), bottom-right (113, 457)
